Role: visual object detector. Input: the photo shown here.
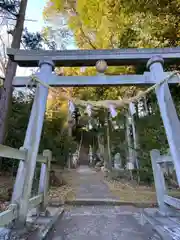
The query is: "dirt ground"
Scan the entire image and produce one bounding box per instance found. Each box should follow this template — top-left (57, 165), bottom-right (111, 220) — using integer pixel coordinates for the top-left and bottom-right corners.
top-left (50, 167), bottom-right (180, 205)
top-left (49, 168), bottom-right (76, 203)
top-left (0, 173), bottom-right (14, 211)
top-left (104, 178), bottom-right (157, 204)
top-left (49, 168), bottom-right (158, 204)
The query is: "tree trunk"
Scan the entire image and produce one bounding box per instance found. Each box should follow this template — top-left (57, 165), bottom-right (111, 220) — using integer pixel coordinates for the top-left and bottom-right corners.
top-left (67, 110), bottom-right (73, 168)
top-left (97, 135), bottom-right (104, 158)
top-left (0, 0), bottom-right (28, 144)
top-left (106, 116), bottom-right (112, 170)
top-left (131, 114), bottom-right (139, 169)
top-left (125, 112), bottom-right (134, 166)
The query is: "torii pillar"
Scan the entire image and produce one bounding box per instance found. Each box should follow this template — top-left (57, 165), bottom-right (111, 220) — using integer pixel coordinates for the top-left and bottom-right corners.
top-left (13, 60), bottom-right (54, 225)
top-left (147, 56), bottom-right (180, 185)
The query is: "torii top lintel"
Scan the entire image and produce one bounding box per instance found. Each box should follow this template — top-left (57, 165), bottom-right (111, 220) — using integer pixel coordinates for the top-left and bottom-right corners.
top-left (7, 47), bottom-right (180, 67)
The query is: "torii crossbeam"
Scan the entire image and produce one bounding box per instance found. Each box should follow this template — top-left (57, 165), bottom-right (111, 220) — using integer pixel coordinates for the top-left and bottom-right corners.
top-left (7, 47), bottom-right (180, 67)
top-left (9, 47), bottom-right (180, 86)
top-left (13, 72), bottom-right (179, 87)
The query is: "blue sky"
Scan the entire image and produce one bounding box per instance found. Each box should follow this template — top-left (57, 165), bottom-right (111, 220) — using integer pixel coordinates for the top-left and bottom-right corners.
top-left (24, 0), bottom-right (76, 48)
top-left (17, 0), bottom-right (76, 76)
top-left (16, 0), bottom-right (47, 76)
top-left (25, 0), bottom-right (47, 32)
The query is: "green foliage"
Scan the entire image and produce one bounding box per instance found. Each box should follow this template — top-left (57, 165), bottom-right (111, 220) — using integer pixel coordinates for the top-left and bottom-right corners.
top-left (22, 28), bottom-right (57, 50)
top-left (43, 0), bottom-right (180, 185)
top-left (43, 90), bottom-right (78, 166)
top-left (45, 0), bottom-right (180, 49)
top-left (40, 116), bottom-right (77, 167)
top-left (2, 90), bottom-right (33, 172)
top-left (132, 169), bottom-right (154, 185)
top-left (5, 90), bottom-right (34, 149)
top-left (2, 89), bottom-right (76, 172)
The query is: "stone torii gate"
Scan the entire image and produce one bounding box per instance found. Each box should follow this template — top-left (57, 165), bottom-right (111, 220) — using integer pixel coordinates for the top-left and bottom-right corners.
top-left (4, 47), bottom-right (180, 228)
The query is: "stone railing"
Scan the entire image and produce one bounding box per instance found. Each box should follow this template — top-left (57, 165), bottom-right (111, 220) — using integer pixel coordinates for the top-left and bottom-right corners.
top-left (0, 144), bottom-right (51, 227)
top-left (150, 149), bottom-right (180, 215)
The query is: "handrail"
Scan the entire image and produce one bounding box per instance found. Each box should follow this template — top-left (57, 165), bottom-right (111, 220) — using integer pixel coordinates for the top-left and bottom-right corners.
top-left (0, 194), bottom-right (44, 227)
top-left (156, 155), bottom-right (173, 164)
top-left (150, 149), bottom-right (180, 215)
top-left (0, 144), bottom-right (47, 164)
top-left (0, 204), bottom-right (18, 227)
top-left (0, 148), bottom-right (52, 227)
top-left (0, 194), bottom-right (44, 226)
top-left (164, 195), bottom-right (180, 209)
top-left (29, 194), bottom-right (43, 210)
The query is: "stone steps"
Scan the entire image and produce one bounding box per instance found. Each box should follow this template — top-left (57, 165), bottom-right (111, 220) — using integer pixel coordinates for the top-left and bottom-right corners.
top-left (142, 208), bottom-right (180, 240)
top-left (45, 205), bottom-right (162, 240)
top-left (64, 198), bottom-right (157, 208)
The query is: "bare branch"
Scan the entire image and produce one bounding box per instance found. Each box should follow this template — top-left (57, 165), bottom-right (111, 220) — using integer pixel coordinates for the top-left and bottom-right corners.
top-left (79, 25), bottom-right (97, 49)
top-left (0, 15), bottom-right (16, 21)
top-left (0, 15), bottom-right (38, 22)
top-left (0, 7), bottom-right (17, 18)
top-left (66, 7), bottom-right (97, 49)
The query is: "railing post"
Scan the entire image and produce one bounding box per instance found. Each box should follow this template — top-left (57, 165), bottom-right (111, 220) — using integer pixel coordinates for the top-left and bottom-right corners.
top-left (147, 56), bottom-right (180, 186)
top-left (38, 149), bottom-right (52, 214)
top-left (150, 149), bottom-right (173, 216)
top-left (11, 147), bottom-right (27, 204)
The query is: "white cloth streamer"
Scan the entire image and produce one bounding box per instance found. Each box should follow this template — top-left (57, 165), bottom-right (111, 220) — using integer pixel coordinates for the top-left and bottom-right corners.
top-left (69, 100), bottom-right (75, 113)
top-left (109, 104), bottom-right (117, 118)
top-left (129, 102), bottom-right (136, 115)
top-left (86, 104), bottom-right (92, 117)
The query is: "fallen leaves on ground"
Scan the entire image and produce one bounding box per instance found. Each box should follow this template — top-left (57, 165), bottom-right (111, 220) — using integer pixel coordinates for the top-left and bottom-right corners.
top-left (104, 178), bottom-right (180, 204)
top-left (0, 175), bottom-right (14, 212)
top-left (49, 169), bottom-right (79, 203)
top-left (104, 178), bottom-right (157, 203)
top-left (49, 184), bottom-right (75, 203)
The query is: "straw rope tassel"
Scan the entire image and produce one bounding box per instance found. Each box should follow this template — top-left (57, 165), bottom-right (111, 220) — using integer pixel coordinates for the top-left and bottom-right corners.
top-left (28, 71), bottom-right (180, 109)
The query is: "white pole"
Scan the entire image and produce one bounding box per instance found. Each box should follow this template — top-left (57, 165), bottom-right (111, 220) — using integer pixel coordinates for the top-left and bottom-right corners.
top-left (18, 60), bottom-right (54, 225)
top-left (147, 56), bottom-right (180, 185)
top-left (12, 92), bottom-right (39, 203)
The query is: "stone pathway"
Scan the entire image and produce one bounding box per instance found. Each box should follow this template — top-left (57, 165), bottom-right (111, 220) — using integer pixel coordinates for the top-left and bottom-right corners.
top-left (46, 166), bottom-right (160, 240)
top-left (75, 166), bottom-right (117, 199)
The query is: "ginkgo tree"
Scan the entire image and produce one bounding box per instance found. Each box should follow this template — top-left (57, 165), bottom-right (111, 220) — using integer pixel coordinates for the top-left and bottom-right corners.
top-left (41, 0), bottom-right (180, 182)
